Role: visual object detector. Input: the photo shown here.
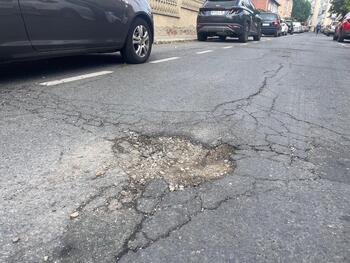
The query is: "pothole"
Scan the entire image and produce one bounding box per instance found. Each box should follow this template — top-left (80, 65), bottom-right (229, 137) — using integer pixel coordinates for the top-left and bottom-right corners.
top-left (112, 132), bottom-right (235, 195)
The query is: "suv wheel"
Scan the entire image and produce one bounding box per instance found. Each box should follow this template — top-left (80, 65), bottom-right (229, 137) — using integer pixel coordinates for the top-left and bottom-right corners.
top-left (239, 22), bottom-right (249, 43)
top-left (197, 33), bottom-right (207, 41)
top-left (253, 25), bottom-right (261, 41)
top-left (337, 30), bottom-right (344, 42)
top-left (121, 18), bottom-right (152, 64)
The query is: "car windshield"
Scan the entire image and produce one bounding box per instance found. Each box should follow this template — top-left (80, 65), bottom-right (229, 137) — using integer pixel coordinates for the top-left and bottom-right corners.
top-left (260, 13), bottom-right (277, 20)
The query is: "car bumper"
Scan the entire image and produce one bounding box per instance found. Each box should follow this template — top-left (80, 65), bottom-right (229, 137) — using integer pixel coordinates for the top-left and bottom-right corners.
top-left (343, 30), bottom-right (350, 38)
top-left (261, 27), bottom-right (277, 34)
top-left (197, 23), bottom-right (243, 36)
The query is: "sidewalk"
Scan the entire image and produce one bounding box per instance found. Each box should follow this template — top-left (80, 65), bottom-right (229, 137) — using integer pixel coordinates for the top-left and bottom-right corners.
top-left (154, 35), bottom-right (197, 44)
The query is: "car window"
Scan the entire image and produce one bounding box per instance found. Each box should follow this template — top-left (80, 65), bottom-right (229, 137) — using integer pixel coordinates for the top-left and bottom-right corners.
top-left (249, 0), bottom-right (256, 9)
top-left (245, 0), bottom-right (254, 11)
top-left (260, 13), bottom-right (277, 20)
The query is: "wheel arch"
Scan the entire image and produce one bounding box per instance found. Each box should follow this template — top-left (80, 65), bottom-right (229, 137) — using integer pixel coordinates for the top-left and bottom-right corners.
top-left (133, 12), bottom-right (154, 43)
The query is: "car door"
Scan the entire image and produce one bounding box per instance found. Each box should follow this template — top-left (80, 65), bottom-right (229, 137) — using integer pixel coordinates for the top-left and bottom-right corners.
top-left (0, 0), bottom-right (33, 61)
top-left (18, 0), bottom-right (127, 51)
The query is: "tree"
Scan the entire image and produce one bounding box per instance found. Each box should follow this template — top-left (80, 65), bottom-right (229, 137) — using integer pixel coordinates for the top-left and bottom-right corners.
top-left (330, 0), bottom-right (350, 17)
top-left (291, 0), bottom-right (312, 22)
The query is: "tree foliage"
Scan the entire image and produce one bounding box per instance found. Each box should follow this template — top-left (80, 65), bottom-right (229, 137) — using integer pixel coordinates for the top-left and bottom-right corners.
top-left (330, 0), bottom-right (350, 17)
top-left (291, 0), bottom-right (311, 22)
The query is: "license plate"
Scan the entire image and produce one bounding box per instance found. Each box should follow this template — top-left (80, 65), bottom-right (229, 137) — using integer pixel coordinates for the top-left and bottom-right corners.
top-left (263, 23), bottom-right (270, 26)
top-left (211, 11), bottom-right (225, 16)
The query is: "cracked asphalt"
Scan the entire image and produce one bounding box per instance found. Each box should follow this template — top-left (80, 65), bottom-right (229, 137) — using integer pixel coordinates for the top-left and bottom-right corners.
top-left (1, 33), bottom-right (350, 262)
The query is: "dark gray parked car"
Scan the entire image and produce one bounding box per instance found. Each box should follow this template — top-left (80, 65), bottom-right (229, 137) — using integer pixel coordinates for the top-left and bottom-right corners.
top-left (196, 0), bottom-right (262, 43)
top-left (0, 0), bottom-right (153, 64)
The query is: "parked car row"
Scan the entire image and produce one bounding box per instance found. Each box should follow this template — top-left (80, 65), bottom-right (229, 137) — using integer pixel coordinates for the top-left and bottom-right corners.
top-left (292, 22), bottom-right (309, 33)
top-left (196, 0), bottom-right (294, 43)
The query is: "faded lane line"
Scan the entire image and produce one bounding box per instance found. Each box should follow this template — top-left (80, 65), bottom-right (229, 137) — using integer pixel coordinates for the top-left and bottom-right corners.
top-left (196, 50), bottom-right (213, 54)
top-left (222, 46), bottom-right (233, 49)
top-left (150, 57), bottom-right (180, 64)
top-left (40, 71), bottom-right (113, 86)
top-left (240, 43), bottom-right (248, 46)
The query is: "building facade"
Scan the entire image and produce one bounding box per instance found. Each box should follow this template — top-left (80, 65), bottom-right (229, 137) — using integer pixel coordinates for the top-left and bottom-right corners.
top-left (278, 0), bottom-right (293, 18)
top-left (253, 0), bottom-right (281, 13)
top-left (150, 0), bottom-right (204, 41)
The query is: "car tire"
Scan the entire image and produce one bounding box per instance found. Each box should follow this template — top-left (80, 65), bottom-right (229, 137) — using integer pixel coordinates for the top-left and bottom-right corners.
top-left (121, 18), bottom-right (152, 64)
top-left (197, 33), bottom-right (207, 41)
top-left (253, 25), bottom-right (261, 41)
top-left (219, 36), bottom-right (226, 41)
top-left (239, 22), bottom-right (249, 43)
top-left (337, 30), bottom-right (344, 42)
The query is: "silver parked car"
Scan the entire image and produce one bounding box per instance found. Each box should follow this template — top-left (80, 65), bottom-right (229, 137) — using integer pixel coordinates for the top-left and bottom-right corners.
top-left (0, 0), bottom-right (154, 64)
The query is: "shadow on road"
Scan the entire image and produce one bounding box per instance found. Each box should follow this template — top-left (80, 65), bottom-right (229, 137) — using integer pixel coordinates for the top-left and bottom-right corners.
top-left (0, 53), bottom-right (124, 86)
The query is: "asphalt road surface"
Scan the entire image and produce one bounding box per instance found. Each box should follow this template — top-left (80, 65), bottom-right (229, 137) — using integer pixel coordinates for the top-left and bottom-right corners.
top-left (1, 33), bottom-right (350, 263)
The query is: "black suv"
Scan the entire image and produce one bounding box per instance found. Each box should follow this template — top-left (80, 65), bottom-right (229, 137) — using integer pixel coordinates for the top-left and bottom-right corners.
top-left (260, 12), bottom-right (282, 37)
top-left (196, 0), bottom-right (262, 43)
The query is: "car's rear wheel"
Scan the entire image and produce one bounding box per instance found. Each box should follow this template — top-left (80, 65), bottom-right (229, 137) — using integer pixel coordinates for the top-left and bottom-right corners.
top-left (239, 22), bottom-right (249, 43)
top-left (253, 25), bottom-right (261, 41)
top-left (219, 36), bottom-right (226, 41)
top-left (121, 18), bottom-right (152, 64)
top-left (337, 30), bottom-right (344, 42)
top-left (197, 33), bottom-right (207, 41)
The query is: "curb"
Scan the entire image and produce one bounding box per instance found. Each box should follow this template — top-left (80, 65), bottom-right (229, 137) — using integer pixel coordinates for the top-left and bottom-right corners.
top-left (154, 38), bottom-right (197, 44)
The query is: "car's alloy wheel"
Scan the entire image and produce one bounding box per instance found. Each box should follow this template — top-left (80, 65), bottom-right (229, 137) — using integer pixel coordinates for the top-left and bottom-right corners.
top-left (337, 30), bottom-right (344, 42)
top-left (239, 23), bottom-right (249, 43)
top-left (253, 25), bottom-right (261, 41)
top-left (132, 25), bottom-right (150, 58)
top-left (121, 18), bottom-right (152, 64)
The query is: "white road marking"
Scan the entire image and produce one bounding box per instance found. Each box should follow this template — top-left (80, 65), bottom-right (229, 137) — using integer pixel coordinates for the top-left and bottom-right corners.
top-left (340, 43), bottom-right (349, 48)
top-left (196, 50), bottom-right (213, 54)
top-left (150, 57), bottom-right (180, 64)
top-left (240, 43), bottom-right (248, 46)
top-left (40, 71), bottom-right (113, 86)
top-left (222, 46), bottom-right (233, 49)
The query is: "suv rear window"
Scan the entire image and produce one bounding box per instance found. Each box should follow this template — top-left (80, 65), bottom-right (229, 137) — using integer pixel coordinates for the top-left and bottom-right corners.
top-left (260, 13), bottom-right (277, 20)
